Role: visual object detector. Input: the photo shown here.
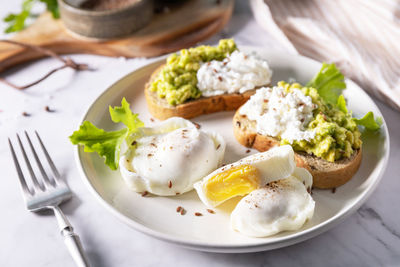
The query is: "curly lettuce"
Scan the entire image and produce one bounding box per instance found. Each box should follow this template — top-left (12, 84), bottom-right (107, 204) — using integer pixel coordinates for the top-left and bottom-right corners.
top-left (70, 98), bottom-right (143, 170)
top-left (354, 112), bottom-right (382, 131)
top-left (308, 63), bottom-right (382, 131)
top-left (307, 63), bottom-right (346, 105)
top-left (109, 98), bottom-right (144, 132)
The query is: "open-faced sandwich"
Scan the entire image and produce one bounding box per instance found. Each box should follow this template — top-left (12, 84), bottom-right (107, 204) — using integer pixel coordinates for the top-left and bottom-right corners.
top-left (145, 39), bottom-right (272, 120)
top-left (233, 63), bottom-right (382, 189)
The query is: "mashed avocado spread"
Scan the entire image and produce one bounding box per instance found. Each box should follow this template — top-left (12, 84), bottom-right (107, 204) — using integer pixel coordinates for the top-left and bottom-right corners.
top-left (279, 82), bottom-right (362, 162)
top-left (150, 39), bottom-right (237, 105)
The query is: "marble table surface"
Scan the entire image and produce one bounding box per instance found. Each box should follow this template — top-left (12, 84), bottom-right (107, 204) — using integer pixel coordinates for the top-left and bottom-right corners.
top-left (1, 1), bottom-right (399, 266)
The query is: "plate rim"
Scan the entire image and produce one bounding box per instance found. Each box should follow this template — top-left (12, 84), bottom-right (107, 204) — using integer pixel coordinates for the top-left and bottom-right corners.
top-left (73, 49), bottom-right (391, 253)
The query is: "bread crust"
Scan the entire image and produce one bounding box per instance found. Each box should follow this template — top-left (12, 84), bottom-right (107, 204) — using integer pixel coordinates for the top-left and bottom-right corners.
top-left (144, 64), bottom-right (257, 120)
top-left (233, 110), bottom-right (362, 189)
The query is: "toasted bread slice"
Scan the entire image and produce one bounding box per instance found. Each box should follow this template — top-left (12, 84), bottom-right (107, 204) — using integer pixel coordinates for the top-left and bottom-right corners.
top-left (145, 64), bottom-right (258, 120)
top-left (233, 110), bottom-right (362, 189)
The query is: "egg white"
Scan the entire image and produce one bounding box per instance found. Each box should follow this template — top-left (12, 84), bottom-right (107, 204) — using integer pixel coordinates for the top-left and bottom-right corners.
top-left (231, 176), bottom-right (315, 237)
top-left (119, 117), bottom-right (225, 196)
top-left (292, 167), bottom-right (313, 192)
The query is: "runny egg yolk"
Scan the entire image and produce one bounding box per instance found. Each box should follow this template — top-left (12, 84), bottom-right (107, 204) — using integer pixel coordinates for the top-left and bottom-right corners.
top-left (204, 165), bottom-right (261, 203)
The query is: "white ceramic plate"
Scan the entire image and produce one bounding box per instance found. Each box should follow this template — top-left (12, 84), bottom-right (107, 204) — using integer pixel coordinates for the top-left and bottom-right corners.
top-left (74, 47), bottom-right (390, 253)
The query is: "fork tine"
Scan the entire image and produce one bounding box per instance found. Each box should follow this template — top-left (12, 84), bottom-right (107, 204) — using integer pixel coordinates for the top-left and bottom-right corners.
top-left (35, 131), bottom-right (61, 181)
top-left (17, 134), bottom-right (44, 191)
top-left (25, 131), bottom-right (55, 187)
top-left (9, 138), bottom-right (33, 196)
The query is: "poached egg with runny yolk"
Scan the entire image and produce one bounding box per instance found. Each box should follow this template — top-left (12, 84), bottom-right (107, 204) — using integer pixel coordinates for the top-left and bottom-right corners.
top-left (194, 145), bottom-right (296, 208)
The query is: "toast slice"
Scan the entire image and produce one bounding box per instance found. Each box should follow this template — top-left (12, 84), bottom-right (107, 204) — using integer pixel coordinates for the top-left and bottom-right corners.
top-left (233, 110), bottom-right (362, 189)
top-left (145, 65), bottom-right (258, 120)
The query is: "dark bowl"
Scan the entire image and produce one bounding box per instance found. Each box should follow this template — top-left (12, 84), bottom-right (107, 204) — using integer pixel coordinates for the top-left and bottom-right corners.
top-left (58, 0), bottom-right (154, 39)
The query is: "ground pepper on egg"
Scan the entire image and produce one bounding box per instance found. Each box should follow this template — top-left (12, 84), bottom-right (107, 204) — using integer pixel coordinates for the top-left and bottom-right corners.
top-left (279, 81), bottom-right (362, 162)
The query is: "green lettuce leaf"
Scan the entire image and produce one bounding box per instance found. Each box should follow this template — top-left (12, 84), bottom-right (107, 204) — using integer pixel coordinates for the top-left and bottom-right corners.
top-left (308, 63), bottom-right (382, 130)
top-left (69, 121), bottom-right (128, 170)
top-left (336, 94), bottom-right (348, 114)
top-left (70, 98), bottom-right (143, 170)
top-left (109, 98), bottom-right (144, 132)
top-left (306, 63), bottom-right (346, 105)
top-left (353, 111), bottom-right (382, 131)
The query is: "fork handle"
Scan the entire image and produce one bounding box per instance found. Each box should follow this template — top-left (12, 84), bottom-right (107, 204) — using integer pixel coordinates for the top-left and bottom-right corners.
top-left (53, 206), bottom-right (90, 267)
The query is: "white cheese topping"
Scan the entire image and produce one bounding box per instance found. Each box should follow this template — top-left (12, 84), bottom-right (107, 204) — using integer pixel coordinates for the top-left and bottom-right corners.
top-left (239, 86), bottom-right (316, 143)
top-left (196, 51), bottom-right (272, 97)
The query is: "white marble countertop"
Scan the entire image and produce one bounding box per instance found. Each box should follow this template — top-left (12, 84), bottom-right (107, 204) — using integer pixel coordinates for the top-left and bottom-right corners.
top-left (1, 1), bottom-right (399, 266)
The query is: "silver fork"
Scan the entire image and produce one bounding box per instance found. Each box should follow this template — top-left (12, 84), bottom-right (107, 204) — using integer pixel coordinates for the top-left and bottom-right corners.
top-left (8, 131), bottom-right (90, 267)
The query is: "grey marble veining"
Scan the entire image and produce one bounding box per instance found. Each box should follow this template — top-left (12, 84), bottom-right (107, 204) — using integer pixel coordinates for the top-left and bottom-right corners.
top-left (0, 1), bottom-right (399, 266)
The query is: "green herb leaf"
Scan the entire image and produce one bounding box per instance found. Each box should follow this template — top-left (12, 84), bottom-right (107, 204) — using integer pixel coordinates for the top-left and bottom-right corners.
top-left (3, 0), bottom-right (33, 33)
top-left (4, 14), bottom-right (16, 22)
top-left (354, 111), bottom-right (382, 131)
top-left (306, 63), bottom-right (346, 105)
top-left (109, 98), bottom-right (144, 132)
top-left (337, 94), bottom-right (348, 114)
top-left (4, 10), bottom-right (30, 33)
top-left (3, 0), bottom-right (59, 33)
top-left (39, 0), bottom-right (59, 18)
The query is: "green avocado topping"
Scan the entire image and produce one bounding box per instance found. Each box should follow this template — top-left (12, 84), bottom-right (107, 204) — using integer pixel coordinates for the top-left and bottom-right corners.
top-left (277, 63), bottom-right (382, 162)
top-left (150, 39), bottom-right (237, 106)
top-left (279, 82), bottom-right (362, 162)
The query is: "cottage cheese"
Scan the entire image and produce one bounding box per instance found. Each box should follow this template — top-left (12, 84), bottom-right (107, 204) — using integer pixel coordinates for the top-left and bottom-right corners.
top-left (196, 51), bottom-right (272, 97)
top-left (239, 86), bottom-right (316, 143)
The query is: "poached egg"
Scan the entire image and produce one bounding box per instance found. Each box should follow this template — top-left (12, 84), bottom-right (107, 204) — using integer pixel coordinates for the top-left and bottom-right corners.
top-left (194, 145), bottom-right (296, 207)
top-left (120, 117), bottom-right (225, 196)
top-left (231, 175), bottom-right (315, 237)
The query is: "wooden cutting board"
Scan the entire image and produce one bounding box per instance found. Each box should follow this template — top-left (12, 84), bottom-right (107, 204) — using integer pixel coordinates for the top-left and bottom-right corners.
top-left (0, 0), bottom-right (233, 72)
